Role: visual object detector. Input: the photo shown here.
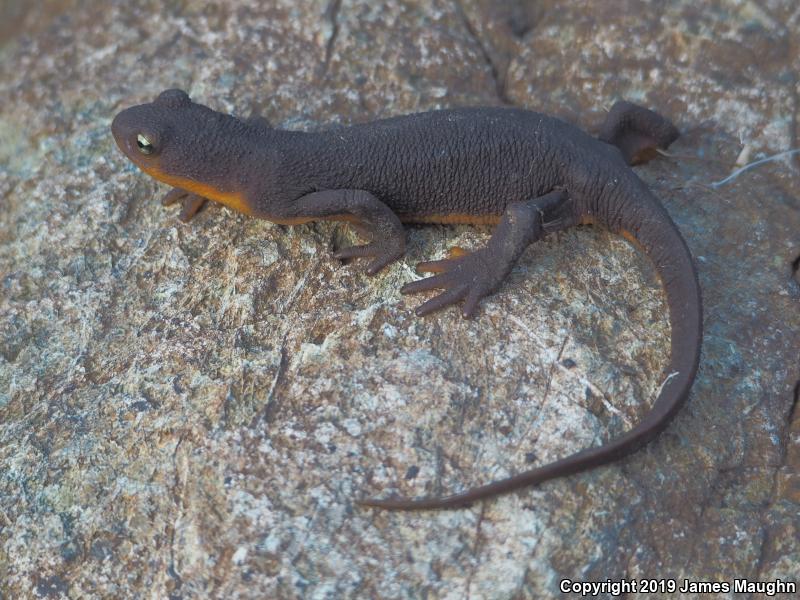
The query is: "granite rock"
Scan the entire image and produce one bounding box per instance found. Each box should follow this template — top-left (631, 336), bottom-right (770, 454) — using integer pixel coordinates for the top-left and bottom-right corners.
top-left (1, 1), bottom-right (798, 598)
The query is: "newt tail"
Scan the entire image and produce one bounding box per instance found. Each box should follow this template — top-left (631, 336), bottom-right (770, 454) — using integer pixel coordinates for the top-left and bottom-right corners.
top-left (358, 184), bottom-right (702, 509)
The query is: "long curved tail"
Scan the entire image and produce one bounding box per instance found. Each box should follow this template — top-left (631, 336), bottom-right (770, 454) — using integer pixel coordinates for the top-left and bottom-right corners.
top-left (358, 191), bottom-right (702, 511)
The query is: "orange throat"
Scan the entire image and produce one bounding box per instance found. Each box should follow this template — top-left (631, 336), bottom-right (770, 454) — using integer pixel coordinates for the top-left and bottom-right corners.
top-left (142, 165), bottom-right (253, 215)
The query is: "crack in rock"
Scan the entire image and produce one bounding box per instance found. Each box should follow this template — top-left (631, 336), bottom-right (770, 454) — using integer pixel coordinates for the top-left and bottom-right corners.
top-left (752, 380), bottom-right (800, 582)
top-left (454, 0), bottom-right (510, 104)
top-left (319, 0), bottom-right (342, 79)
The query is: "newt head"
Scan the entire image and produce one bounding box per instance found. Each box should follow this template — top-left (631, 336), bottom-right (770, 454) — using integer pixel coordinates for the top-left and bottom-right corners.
top-left (111, 89), bottom-right (254, 215)
top-left (111, 89), bottom-right (196, 176)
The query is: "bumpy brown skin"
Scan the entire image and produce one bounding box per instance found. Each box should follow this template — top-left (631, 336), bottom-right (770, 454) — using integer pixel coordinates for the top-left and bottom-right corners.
top-left (112, 90), bottom-right (702, 511)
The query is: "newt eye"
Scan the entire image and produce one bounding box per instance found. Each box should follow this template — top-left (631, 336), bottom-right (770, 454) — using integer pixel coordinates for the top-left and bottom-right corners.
top-left (137, 134), bottom-right (155, 155)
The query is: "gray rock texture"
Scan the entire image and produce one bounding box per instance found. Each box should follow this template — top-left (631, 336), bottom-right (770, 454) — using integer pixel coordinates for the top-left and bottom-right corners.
top-left (1, 0), bottom-right (799, 598)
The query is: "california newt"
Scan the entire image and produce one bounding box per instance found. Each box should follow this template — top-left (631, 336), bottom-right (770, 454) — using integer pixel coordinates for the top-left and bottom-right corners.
top-left (112, 90), bottom-right (702, 510)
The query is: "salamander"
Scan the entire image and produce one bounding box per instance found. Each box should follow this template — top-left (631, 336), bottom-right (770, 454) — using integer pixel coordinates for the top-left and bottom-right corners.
top-left (111, 89), bottom-right (702, 510)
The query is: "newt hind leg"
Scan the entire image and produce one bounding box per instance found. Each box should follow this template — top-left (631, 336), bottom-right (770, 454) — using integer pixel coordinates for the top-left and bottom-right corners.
top-left (403, 190), bottom-right (569, 318)
top-left (598, 100), bottom-right (679, 165)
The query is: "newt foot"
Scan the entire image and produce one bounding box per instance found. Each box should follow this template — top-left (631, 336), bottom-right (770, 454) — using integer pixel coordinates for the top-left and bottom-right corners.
top-left (334, 240), bottom-right (404, 275)
top-left (161, 188), bottom-right (208, 222)
top-left (402, 248), bottom-right (501, 318)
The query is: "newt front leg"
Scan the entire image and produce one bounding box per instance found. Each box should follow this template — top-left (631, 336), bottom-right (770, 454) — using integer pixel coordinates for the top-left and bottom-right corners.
top-left (161, 187), bottom-right (208, 222)
top-left (281, 189), bottom-right (406, 274)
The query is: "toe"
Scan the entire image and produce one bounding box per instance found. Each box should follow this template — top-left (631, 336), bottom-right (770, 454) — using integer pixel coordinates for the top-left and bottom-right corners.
top-left (366, 254), bottom-right (396, 275)
top-left (335, 242), bottom-right (403, 274)
top-left (416, 258), bottom-right (453, 274)
top-left (401, 272), bottom-right (452, 294)
top-left (162, 188), bottom-right (186, 206)
top-left (334, 244), bottom-right (374, 260)
top-left (446, 246), bottom-right (469, 259)
top-left (178, 197), bottom-right (206, 222)
top-left (461, 286), bottom-right (486, 318)
top-left (415, 284), bottom-right (469, 316)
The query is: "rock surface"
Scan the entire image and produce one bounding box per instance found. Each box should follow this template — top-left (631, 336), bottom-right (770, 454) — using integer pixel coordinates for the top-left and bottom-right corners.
top-left (1, 0), bottom-right (798, 598)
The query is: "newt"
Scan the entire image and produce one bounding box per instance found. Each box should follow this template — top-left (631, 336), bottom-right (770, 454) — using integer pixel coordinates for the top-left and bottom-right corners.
top-left (112, 89), bottom-right (702, 510)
